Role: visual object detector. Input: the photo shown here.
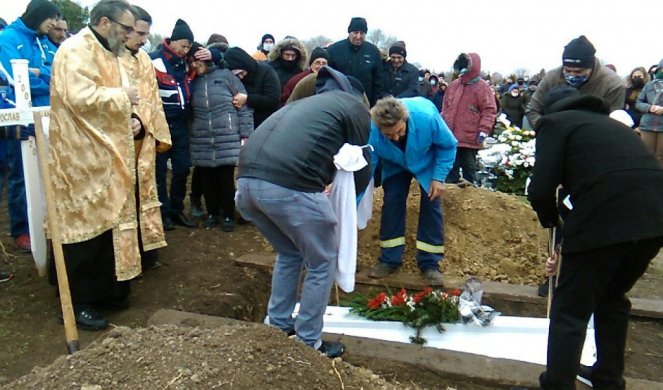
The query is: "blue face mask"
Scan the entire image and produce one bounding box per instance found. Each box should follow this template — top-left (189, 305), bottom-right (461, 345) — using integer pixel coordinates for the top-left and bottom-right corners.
top-left (564, 73), bottom-right (589, 88)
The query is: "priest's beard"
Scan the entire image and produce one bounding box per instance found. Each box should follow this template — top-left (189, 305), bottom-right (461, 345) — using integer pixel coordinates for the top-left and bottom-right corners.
top-left (108, 28), bottom-right (127, 57)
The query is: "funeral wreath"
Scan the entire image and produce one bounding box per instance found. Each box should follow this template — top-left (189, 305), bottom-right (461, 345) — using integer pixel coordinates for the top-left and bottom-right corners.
top-left (346, 287), bottom-right (461, 344)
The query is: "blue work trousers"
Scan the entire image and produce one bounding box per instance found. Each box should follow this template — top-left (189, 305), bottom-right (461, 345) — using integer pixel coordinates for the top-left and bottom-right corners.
top-left (379, 170), bottom-right (444, 271)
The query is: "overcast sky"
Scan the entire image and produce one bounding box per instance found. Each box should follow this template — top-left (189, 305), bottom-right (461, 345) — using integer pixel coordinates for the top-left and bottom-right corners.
top-left (3, 0), bottom-right (659, 78)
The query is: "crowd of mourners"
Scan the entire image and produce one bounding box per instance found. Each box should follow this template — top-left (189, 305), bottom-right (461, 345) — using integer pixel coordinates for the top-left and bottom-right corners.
top-left (2, 1), bottom-right (663, 389)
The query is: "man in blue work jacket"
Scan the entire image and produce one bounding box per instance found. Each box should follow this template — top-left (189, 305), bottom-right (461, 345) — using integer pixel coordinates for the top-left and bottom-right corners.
top-left (368, 96), bottom-right (457, 284)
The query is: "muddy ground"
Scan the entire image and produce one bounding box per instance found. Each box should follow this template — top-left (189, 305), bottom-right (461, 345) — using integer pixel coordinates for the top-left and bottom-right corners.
top-left (1, 184), bottom-right (662, 389)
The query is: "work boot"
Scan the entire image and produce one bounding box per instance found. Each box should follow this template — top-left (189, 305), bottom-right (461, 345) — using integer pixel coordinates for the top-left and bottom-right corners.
top-left (368, 263), bottom-right (400, 278)
top-left (422, 269), bottom-right (444, 285)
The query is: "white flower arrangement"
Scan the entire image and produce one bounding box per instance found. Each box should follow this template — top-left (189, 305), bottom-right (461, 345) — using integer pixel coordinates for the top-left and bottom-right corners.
top-left (480, 120), bottom-right (536, 194)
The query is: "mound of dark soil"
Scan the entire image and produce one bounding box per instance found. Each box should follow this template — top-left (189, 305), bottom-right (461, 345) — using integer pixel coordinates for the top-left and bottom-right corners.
top-left (10, 325), bottom-right (412, 389)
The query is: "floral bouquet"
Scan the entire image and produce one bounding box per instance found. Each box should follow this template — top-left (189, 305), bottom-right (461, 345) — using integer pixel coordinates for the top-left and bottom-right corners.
top-left (345, 288), bottom-right (461, 344)
top-left (492, 124), bottom-right (536, 194)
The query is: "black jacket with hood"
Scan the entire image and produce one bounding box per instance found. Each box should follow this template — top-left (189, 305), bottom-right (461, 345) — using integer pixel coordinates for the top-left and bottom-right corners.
top-left (528, 94), bottom-right (663, 253)
top-left (267, 37), bottom-right (308, 88)
top-left (224, 47), bottom-right (281, 127)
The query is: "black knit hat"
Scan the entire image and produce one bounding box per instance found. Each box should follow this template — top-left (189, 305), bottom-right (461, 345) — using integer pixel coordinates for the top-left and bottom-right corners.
top-left (562, 35), bottom-right (596, 69)
top-left (347, 17), bottom-right (368, 33)
top-left (389, 45), bottom-right (406, 58)
top-left (261, 33), bottom-right (275, 44)
top-left (21, 0), bottom-right (60, 32)
top-left (309, 47), bottom-right (329, 65)
top-left (171, 19), bottom-right (193, 42)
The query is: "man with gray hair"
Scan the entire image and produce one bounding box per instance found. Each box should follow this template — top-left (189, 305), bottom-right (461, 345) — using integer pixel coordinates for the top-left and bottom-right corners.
top-left (327, 17), bottom-right (384, 106)
top-left (48, 0), bottom-right (141, 330)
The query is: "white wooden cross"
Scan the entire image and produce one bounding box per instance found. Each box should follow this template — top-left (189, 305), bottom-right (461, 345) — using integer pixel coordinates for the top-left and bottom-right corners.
top-left (0, 59), bottom-right (50, 276)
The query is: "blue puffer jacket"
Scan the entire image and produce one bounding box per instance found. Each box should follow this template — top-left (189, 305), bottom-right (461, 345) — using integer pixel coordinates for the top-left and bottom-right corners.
top-left (0, 18), bottom-right (53, 108)
top-left (190, 66), bottom-right (254, 167)
top-left (369, 97), bottom-right (457, 194)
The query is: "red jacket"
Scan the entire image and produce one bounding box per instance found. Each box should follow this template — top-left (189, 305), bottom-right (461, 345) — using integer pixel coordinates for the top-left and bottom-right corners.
top-left (280, 69), bottom-right (312, 106)
top-left (442, 53), bottom-right (497, 149)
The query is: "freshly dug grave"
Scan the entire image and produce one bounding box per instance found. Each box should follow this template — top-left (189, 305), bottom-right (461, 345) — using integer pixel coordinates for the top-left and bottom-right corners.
top-left (358, 184), bottom-right (548, 285)
top-left (9, 325), bottom-right (413, 390)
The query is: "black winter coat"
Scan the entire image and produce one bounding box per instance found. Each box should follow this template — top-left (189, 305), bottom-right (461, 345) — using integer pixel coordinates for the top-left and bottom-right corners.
top-left (238, 90), bottom-right (371, 194)
top-left (527, 95), bottom-right (663, 253)
top-left (224, 47), bottom-right (281, 127)
top-left (327, 39), bottom-right (384, 106)
top-left (383, 61), bottom-right (419, 98)
top-left (501, 94), bottom-right (526, 128)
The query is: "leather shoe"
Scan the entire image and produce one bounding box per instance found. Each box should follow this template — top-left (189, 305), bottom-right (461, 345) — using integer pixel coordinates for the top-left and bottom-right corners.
top-left (317, 340), bottom-right (345, 358)
top-left (171, 212), bottom-right (196, 228)
top-left (60, 305), bottom-right (109, 331)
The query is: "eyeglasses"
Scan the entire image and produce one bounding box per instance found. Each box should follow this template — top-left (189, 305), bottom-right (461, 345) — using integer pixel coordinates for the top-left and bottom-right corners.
top-left (108, 17), bottom-right (134, 34)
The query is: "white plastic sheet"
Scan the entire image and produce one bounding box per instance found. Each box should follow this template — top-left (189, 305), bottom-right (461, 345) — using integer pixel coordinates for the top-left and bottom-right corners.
top-left (299, 305), bottom-right (597, 367)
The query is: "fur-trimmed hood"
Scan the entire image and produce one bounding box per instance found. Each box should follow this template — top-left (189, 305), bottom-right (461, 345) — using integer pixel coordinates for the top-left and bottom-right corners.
top-left (267, 37), bottom-right (308, 70)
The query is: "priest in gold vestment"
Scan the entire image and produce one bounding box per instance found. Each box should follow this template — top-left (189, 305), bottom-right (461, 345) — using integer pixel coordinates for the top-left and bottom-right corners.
top-left (119, 5), bottom-right (172, 271)
top-left (48, 0), bottom-right (142, 331)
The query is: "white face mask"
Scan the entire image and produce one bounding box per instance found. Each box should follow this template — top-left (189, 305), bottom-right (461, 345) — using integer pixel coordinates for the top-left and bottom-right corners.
top-left (511, 91), bottom-right (520, 97)
top-left (262, 43), bottom-right (273, 51)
